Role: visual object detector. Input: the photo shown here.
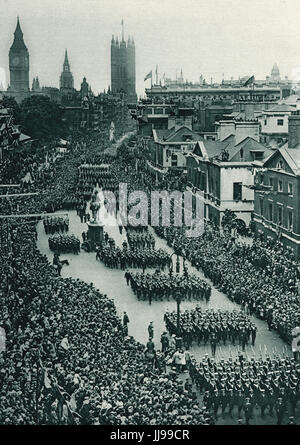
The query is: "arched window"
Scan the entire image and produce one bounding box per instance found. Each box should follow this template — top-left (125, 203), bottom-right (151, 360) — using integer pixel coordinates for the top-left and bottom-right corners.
top-left (276, 160), bottom-right (284, 170)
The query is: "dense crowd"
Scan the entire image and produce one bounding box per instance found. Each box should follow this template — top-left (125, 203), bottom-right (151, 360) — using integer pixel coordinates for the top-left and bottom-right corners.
top-left (48, 234), bottom-right (81, 254)
top-left (105, 140), bottom-right (300, 348)
top-left (125, 271), bottom-right (211, 303)
top-left (1, 114), bottom-right (300, 426)
top-left (189, 354), bottom-right (299, 424)
top-left (154, 226), bottom-right (300, 345)
top-left (164, 308), bottom-right (257, 349)
top-left (43, 216), bottom-right (69, 234)
top-left (0, 223), bottom-right (213, 425)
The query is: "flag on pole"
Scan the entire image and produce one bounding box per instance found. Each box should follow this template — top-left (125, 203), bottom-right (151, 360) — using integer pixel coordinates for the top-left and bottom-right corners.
top-left (144, 71), bottom-right (152, 82)
top-left (243, 75), bottom-right (255, 87)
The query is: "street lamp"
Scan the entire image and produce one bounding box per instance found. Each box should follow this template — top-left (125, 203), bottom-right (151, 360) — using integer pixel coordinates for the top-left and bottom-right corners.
top-left (174, 270), bottom-right (188, 349)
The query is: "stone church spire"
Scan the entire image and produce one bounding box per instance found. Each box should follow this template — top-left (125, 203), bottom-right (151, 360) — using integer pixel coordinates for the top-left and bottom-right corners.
top-left (63, 49), bottom-right (70, 72)
top-left (60, 49), bottom-right (74, 92)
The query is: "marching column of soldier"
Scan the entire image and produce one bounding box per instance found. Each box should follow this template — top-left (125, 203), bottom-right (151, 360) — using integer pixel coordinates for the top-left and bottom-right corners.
top-left (189, 353), bottom-right (299, 424)
top-left (43, 216), bottom-right (69, 234)
top-left (96, 232), bottom-right (170, 270)
top-left (77, 160), bottom-right (300, 425)
top-left (126, 229), bottom-right (155, 250)
top-left (48, 233), bottom-right (81, 254)
top-left (125, 270), bottom-right (211, 304)
top-left (164, 308), bottom-right (257, 350)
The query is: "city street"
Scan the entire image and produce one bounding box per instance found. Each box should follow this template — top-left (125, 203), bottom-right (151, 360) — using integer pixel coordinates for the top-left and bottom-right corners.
top-left (36, 206), bottom-right (290, 363)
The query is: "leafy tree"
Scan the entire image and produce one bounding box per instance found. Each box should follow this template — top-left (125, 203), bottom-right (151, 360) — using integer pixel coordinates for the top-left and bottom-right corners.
top-left (1, 95), bottom-right (21, 123)
top-left (19, 95), bottom-right (67, 141)
top-left (221, 209), bottom-right (237, 230)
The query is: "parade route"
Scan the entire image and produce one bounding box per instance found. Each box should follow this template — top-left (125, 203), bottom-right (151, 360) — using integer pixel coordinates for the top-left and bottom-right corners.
top-left (36, 208), bottom-right (290, 363)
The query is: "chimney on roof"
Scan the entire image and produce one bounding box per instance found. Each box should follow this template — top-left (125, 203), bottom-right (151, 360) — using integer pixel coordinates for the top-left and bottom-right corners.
top-left (288, 111), bottom-right (300, 148)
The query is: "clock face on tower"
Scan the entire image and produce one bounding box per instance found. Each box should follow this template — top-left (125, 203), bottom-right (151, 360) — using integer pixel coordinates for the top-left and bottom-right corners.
top-left (12, 56), bottom-right (20, 67)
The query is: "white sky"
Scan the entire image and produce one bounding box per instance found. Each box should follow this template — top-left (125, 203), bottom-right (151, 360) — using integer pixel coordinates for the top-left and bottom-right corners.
top-left (0, 0), bottom-right (300, 96)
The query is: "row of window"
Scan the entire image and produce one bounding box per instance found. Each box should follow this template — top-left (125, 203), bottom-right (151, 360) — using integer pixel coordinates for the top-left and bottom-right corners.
top-left (192, 178), bottom-right (243, 201)
top-left (268, 176), bottom-right (293, 196)
top-left (263, 119), bottom-right (284, 126)
top-left (260, 199), bottom-right (294, 229)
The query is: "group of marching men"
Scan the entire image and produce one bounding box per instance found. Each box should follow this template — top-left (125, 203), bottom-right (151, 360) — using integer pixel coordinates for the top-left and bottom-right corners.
top-left (189, 353), bottom-right (299, 424)
top-left (78, 164), bottom-right (116, 198)
top-left (96, 233), bottom-right (170, 270)
top-left (49, 234), bottom-right (80, 254)
top-left (124, 270), bottom-right (211, 304)
top-left (43, 216), bottom-right (69, 234)
top-left (126, 230), bottom-right (155, 250)
top-left (164, 308), bottom-right (257, 349)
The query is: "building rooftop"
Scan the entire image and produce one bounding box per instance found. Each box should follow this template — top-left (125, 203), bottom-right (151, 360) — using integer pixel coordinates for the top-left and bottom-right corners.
top-left (263, 144), bottom-right (300, 175)
top-left (190, 136), bottom-right (271, 163)
top-left (266, 103), bottom-right (295, 113)
top-left (164, 126), bottom-right (202, 143)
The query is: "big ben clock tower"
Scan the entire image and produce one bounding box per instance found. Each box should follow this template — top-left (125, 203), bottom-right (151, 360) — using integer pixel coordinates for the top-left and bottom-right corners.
top-left (9, 18), bottom-right (29, 93)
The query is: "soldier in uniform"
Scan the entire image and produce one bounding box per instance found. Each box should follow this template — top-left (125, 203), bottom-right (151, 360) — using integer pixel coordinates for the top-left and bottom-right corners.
top-left (220, 388), bottom-right (228, 416)
top-left (275, 397), bottom-right (286, 425)
top-left (123, 312), bottom-right (129, 336)
top-left (244, 397), bottom-right (252, 425)
top-left (228, 388), bottom-right (235, 418)
top-left (251, 325), bottom-right (257, 346)
top-left (235, 389), bottom-right (244, 418)
top-left (267, 388), bottom-right (275, 416)
top-left (212, 389), bottom-right (220, 419)
top-left (148, 321), bottom-right (154, 340)
top-left (203, 390), bottom-right (213, 413)
top-left (258, 389), bottom-right (268, 418)
top-left (210, 332), bottom-right (217, 357)
top-left (160, 332), bottom-right (169, 354)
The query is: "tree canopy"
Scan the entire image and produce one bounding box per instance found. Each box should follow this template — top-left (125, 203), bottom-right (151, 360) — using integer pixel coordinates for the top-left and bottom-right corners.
top-left (19, 95), bottom-right (67, 141)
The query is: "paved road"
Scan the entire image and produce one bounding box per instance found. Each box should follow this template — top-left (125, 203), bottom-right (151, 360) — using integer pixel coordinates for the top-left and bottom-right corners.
top-left (36, 207), bottom-right (290, 362)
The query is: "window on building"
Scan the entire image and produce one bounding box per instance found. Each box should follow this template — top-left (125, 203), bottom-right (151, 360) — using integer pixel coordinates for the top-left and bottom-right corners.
top-left (278, 180), bottom-right (283, 192)
top-left (264, 119), bottom-right (267, 126)
top-left (260, 197), bottom-right (264, 215)
top-left (277, 119), bottom-right (284, 126)
top-left (269, 202), bottom-right (273, 222)
top-left (269, 177), bottom-right (274, 190)
top-left (253, 152), bottom-right (264, 161)
top-left (277, 206), bottom-right (283, 226)
top-left (233, 182), bottom-right (242, 201)
top-left (288, 182), bottom-right (293, 197)
top-left (171, 153), bottom-right (178, 167)
top-left (276, 160), bottom-right (284, 170)
top-left (288, 210), bottom-right (293, 230)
